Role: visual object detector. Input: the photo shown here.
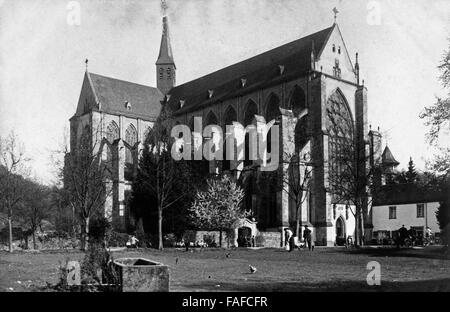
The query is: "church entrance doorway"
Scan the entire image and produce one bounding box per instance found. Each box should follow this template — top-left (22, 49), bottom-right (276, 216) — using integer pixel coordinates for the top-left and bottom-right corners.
top-left (335, 217), bottom-right (346, 246)
top-left (237, 227), bottom-right (252, 247)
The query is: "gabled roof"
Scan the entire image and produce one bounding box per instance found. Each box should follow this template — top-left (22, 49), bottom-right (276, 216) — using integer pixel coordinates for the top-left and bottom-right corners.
top-left (75, 72), bottom-right (163, 120)
top-left (166, 24), bottom-right (336, 114)
top-left (374, 183), bottom-right (446, 206)
top-left (382, 146), bottom-right (399, 166)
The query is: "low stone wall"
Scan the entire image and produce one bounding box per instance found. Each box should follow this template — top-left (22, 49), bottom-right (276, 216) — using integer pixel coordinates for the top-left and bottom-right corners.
top-left (184, 229), bottom-right (282, 248)
top-left (257, 232), bottom-right (282, 248)
top-left (183, 230), bottom-right (227, 246)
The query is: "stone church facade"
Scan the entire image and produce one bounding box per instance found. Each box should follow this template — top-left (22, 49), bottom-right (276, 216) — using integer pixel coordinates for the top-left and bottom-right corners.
top-left (69, 15), bottom-right (382, 246)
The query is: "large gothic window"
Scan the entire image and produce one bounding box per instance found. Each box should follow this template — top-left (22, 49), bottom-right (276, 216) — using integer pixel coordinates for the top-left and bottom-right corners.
top-left (326, 90), bottom-right (354, 200)
top-left (290, 86), bottom-right (309, 153)
top-left (289, 85), bottom-right (306, 117)
top-left (265, 94), bottom-right (280, 155)
top-left (124, 124), bottom-right (138, 147)
top-left (203, 111), bottom-right (219, 174)
top-left (124, 145), bottom-right (135, 181)
top-left (106, 121), bottom-right (119, 144)
top-left (243, 100), bottom-right (258, 167)
top-left (265, 93), bottom-right (281, 124)
top-left (124, 124), bottom-right (138, 181)
top-left (222, 106), bottom-right (237, 171)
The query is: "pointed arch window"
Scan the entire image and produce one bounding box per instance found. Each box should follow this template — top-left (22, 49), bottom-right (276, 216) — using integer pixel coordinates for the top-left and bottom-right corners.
top-left (222, 106), bottom-right (237, 172)
top-left (243, 100), bottom-right (258, 167)
top-left (106, 121), bottom-right (119, 144)
top-left (124, 124), bottom-right (138, 147)
top-left (326, 90), bottom-right (354, 201)
top-left (265, 94), bottom-right (281, 155)
top-left (289, 85), bottom-right (306, 116)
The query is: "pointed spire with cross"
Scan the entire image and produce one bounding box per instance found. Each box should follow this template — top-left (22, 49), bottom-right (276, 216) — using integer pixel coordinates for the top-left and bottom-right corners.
top-left (333, 7), bottom-right (339, 23)
top-left (85, 58), bottom-right (88, 71)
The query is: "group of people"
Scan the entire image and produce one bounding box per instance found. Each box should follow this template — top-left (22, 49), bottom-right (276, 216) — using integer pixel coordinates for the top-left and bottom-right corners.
top-left (397, 225), bottom-right (433, 247)
top-left (284, 225), bottom-right (314, 252)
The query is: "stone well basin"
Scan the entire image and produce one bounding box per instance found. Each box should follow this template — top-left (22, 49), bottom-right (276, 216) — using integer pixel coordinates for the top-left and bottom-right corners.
top-left (113, 258), bottom-right (169, 292)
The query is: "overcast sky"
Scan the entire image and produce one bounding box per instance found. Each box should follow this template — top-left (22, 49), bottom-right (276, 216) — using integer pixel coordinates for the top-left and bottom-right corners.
top-left (1, 0), bottom-right (449, 184)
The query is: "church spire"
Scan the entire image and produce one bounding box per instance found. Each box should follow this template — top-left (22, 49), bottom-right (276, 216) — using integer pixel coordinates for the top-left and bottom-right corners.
top-left (156, 16), bottom-right (175, 66)
top-left (156, 16), bottom-right (176, 94)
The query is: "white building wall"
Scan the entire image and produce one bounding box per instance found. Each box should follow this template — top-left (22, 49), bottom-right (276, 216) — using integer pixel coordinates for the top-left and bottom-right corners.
top-left (372, 202), bottom-right (441, 233)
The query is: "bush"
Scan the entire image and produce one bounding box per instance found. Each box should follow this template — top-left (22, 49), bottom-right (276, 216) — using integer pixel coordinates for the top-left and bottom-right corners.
top-left (163, 233), bottom-right (177, 247)
top-left (203, 235), bottom-right (215, 247)
top-left (335, 237), bottom-right (346, 246)
top-left (89, 217), bottom-right (111, 244)
top-left (137, 233), bottom-right (156, 248)
top-left (81, 243), bottom-right (120, 287)
top-left (106, 231), bottom-right (129, 247)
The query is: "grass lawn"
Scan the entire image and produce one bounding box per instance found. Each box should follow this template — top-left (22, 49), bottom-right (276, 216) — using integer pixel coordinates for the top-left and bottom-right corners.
top-left (1, 246), bottom-right (449, 292)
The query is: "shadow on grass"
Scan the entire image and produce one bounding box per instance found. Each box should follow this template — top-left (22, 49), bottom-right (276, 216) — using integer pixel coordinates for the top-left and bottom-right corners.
top-left (339, 246), bottom-right (450, 260)
top-left (183, 278), bottom-right (450, 292)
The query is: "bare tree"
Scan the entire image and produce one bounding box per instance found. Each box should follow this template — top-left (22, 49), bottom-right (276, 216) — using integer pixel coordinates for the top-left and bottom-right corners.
top-left (282, 149), bottom-right (314, 239)
top-left (16, 181), bottom-right (51, 249)
top-left (63, 123), bottom-right (112, 250)
top-left (326, 117), bottom-right (379, 247)
top-left (0, 131), bottom-right (29, 252)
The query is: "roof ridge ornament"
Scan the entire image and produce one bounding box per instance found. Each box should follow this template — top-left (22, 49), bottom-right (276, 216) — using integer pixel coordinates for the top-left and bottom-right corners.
top-left (333, 7), bottom-right (339, 24)
top-left (161, 0), bottom-right (168, 17)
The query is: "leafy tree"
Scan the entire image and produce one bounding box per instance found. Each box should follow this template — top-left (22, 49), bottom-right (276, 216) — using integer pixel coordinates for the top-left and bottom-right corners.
top-left (420, 38), bottom-right (450, 176)
top-left (420, 36), bottom-right (450, 252)
top-left (189, 175), bottom-right (246, 247)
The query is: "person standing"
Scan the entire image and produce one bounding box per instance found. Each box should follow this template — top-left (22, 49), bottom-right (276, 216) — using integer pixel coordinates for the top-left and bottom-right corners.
top-left (289, 235), bottom-right (296, 252)
top-left (303, 225), bottom-right (312, 251)
top-left (284, 228), bottom-right (293, 251)
top-left (398, 225), bottom-right (408, 248)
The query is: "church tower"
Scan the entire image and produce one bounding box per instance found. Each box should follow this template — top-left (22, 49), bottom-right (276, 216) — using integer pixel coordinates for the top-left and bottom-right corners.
top-left (156, 16), bottom-right (176, 95)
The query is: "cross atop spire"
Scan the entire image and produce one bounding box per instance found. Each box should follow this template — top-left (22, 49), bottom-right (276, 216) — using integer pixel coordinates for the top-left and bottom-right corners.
top-left (85, 58), bottom-right (89, 71)
top-left (161, 0), bottom-right (168, 16)
top-left (333, 7), bottom-right (339, 23)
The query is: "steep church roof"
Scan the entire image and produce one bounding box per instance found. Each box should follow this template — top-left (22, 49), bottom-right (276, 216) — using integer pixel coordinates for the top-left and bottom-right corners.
top-left (166, 24), bottom-right (336, 114)
top-left (381, 146), bottom-right (399, 166)
top-left (73, 72), bottom-right (163, 121)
